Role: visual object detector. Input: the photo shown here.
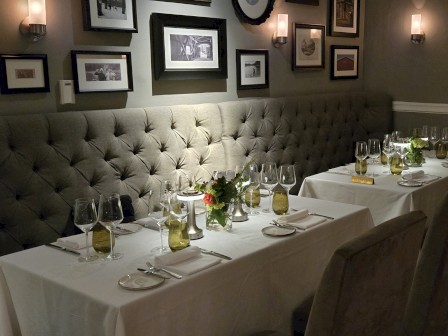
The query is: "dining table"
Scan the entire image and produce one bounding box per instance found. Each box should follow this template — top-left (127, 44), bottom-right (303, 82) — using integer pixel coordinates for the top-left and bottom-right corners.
top-left (0, 196), bottom-right (374, 336)
top-left (298, 157), bottom-right (448, 225)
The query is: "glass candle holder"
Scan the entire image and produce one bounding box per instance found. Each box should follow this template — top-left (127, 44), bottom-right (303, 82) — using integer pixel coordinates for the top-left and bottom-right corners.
top-left (390, 155), bottom-right (404, 175)
top-left (355, 158), bottom-right (368, 175)
top-left (272, 187), bottom-right (288, 215)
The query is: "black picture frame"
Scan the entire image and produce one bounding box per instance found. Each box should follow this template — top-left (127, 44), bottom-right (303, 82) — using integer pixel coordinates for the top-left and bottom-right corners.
top-left (236, 49), bottom-right (269, 90)
top-left (71, 50), bottom-right (133, 93)
top-left (82, 0), bottom-right (138, 33)
top-left (330, 45), bottom-right (359, 80)
top-left (286, 0), bottom-right (319, 5)
top-left (151, 13), bottom-right (227, 81)
top-left (328, 0), bottom-right (360, 37)
top-left (0, 54), bottom-right (50, 94)
top-left (232, 0), bottom-right (275, 25)
top-left (293, 23), bottom-right (325, 71)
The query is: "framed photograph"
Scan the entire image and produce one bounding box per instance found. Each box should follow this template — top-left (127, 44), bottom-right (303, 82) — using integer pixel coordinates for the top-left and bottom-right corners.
top-left (236, 49), bottom-right (269, 90)
top-left (328, 0), bottom-right (360, 37)
top-left (82, 0), bottom-right (137, 32)
top-left (71, 50), bottom-right (133, 93)
top-left (293, 23), bottom-right (325, 71)
top-left (151, 13), bottom-right (227, 80)
top-left (330, 45), bottom-right (359, 80)
top-left (232, 0), bottom-right (275, 25)
top-left (0, 54), bottom-right (50, 94)
top-left (286, 0), bottom-right (319, 5)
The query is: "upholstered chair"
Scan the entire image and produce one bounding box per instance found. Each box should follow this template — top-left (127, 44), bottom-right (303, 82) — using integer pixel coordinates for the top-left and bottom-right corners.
top-left (401, 192), bottom-right (448, 336)
top-left (301, 210), bottom-right (427, 336)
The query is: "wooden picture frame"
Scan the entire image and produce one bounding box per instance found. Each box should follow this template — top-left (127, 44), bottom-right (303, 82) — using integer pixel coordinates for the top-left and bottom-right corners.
top-left (328, 0), bottom-right (360, 37)
top-left (232, 0), bottom-right (275, 25)
top-left (151, 13), bottom-right (227, 80)
top-left (293, 23), bottom-right (325, 71)
top-left (330, 45), bottom-right (359, 80)
top-left (286, 0), bottom-right (319, 5)
top-left (0, 54), bottom-right (50, 94)
top-left (71, 50), bottom-right (133, 93)
top-left (236, 49), bottom-right (269, 90)
top-left (83, 0), bottom-right (138, 33)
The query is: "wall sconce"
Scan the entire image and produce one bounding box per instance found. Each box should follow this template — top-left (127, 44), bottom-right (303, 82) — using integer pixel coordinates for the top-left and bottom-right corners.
top-left (273, 14), bottom-right (288, 48)
top-left (411, 14), bottom-right (425, 44)
top-left (20, 0), bottom-right (46, 42)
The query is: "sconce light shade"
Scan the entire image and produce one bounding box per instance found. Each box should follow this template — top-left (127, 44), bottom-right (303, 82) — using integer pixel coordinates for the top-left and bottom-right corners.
top-left (411, 14), bottom-right (425, 44)
top-left (273, 14), bottom-right (288, 48)
top-left (20, 0), bottom-right (46, 42)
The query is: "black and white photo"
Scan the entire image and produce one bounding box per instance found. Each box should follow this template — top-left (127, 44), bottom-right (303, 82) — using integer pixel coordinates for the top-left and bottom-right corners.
top-left (71, 50), bottom-right (133, 93)
top-left (236, 49), bottom-right (269, 90)
top-left (151, 13), bottom-right (227, 80)
top-left (83, 0), bottom-right (137, 32)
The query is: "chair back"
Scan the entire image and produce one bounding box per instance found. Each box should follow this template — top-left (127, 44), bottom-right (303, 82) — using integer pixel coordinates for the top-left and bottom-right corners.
top-left (305, 210), bottom-right (426, 336)
top-left (402, 192), bottom-right (448, 336)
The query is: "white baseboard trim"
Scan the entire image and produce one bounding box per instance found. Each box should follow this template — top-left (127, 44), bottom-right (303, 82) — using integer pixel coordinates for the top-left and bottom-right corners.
top-left (393, 101), bottom-right (448, 114)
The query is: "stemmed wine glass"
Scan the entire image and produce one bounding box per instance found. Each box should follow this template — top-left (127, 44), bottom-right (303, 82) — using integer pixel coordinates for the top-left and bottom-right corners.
top-left (260, 162), bottom-right (278, 213)
top-left (442, 127), bottom-right (448, 144)
top-left (73, 198), bottom-right (99, 262)
top-left (420, 125), bottom-right (429, 142)
top-left (367, 139), bottom-right (381, 165)
top-left (355, 141), bottom-right (368, 176)
top-left (149, 191), bottom-right (170, 255)
top-left (382, 136), bottom-right (395, 168)
top-left (98, 193), bottom-right (124, 261)
top-left (244, 163), bottom-right (260, 215)
top-left (429, 126), bottom-right (440, 156)
top-left (278, 164), bottom-right (296, 213)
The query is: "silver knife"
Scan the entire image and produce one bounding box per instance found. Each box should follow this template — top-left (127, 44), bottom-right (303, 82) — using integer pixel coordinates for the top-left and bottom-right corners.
top-left (200, 248), bottom-right (232, 260)
top-left (45, 243), bottom-right (81, 256)
top-left (137, 268), bottom-right (170, 279)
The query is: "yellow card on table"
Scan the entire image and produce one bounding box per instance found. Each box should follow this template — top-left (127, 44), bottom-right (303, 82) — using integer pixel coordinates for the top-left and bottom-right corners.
top-left (351, 176), bottom-right (375, 185)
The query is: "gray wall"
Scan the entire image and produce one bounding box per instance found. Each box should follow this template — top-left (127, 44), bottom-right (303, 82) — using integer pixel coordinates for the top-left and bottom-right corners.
top-left (364, 0), bottom-right (448, 104)
top-left (0, 0), bottom-right (365, 115)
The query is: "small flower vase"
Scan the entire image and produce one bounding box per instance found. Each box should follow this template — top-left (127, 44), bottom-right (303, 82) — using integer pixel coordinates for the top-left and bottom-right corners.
top-left (205, 202), bottom-right (233, 231)
top-left (406, 149), bottom-right (423, 167)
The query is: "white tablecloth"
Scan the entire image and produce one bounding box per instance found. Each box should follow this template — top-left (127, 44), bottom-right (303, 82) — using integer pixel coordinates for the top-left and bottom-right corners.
top-left (0, 196), bottom-right (374, 336)
top-left (299, 158), bottom-right (448, 225)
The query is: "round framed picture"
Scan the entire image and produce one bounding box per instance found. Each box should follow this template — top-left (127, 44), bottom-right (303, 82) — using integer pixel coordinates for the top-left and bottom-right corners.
top-left (232, 0), bottom-right (275, 25)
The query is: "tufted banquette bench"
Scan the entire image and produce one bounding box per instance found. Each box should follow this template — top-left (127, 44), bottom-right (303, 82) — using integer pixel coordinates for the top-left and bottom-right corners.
top-left (0, 92), bottom-right (392, 256)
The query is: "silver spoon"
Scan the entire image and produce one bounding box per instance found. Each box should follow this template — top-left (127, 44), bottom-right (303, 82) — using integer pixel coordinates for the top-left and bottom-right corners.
top-left (146, 261), bottom-right (183, 279)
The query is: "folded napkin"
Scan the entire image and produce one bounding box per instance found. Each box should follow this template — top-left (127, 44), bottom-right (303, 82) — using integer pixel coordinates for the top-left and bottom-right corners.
top-left (276, 209), bottom-right (326, 230)
top-left (154, 246), bottom-right (221, 275)
top-left (402, 170), bottom-right (425, 181)
top-left (56, 234), bottom-right (90, 250)
top-left (134, 217), bottom-right (159, 230)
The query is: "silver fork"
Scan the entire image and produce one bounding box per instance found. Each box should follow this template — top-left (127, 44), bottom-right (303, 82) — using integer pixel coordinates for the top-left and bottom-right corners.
top-left (146, 261), bottom-right (183, 279)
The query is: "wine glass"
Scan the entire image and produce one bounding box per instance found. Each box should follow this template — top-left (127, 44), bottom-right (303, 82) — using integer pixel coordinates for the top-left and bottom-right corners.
top-left (278, 164), bottom-right (296, 213)
top-left (355, 141), bottom-right (368, 176)
top-left (442, 127), bottom-right (448, 144)
top-left (367, 139), bottom-right (381, 165)
top-left (382, 136), bottom-right (395, 168)
top-left (429, 126), bottom-right (440, 155)
top-left (420, 125), bottom-right (429, 142)
top-left (98, 193), bottom-right (124, 261)
top-left (73, 198), bottom-right (99, 262)
top-left (149, 192), bottom-right (170, 255)
top-left (395, 138), bottom-right (410, 170)
top-left (245, 163), bottom-right (260, 215)
top-left (260, 162), bottom-right (278, 213)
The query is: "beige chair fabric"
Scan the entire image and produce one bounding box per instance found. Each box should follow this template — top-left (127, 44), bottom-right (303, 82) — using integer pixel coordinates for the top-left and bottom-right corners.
top-left (304, 211), bottom-right (427, 336)
top-left (401, 192), bottom-right (448, 336)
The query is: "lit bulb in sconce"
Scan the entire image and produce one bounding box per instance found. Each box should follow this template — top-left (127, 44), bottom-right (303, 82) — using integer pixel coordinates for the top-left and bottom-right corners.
top-left (273, 14), bottom-right (288, 48)
top-left (20, 0), bottom-right (47, 42)
top-left (411, 14), bottom-right (425, 44)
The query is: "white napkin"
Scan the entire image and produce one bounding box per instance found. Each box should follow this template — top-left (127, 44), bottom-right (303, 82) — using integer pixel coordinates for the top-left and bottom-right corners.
top-left (276, 209), bottom-right (326, 230)
top-left (134, 217), bottom-right (159, 230)
top-left (154, 246), bottom-right (221, 275)
top-left (402, 170), bottom-right (425, 181)
top-left (56, 234), bottom-right (90, 250)
top-left (327, 165), bottom-right (353, 176)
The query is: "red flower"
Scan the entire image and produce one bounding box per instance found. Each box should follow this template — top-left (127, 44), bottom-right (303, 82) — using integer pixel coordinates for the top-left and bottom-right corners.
top-left (203, 193), bottom-right (215, 205)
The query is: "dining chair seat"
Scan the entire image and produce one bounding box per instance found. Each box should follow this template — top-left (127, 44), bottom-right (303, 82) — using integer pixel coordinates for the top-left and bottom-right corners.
top-left (401, 192), bottom-right (448, 336)
top-left (302, 210), bottom-right (427, 336)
